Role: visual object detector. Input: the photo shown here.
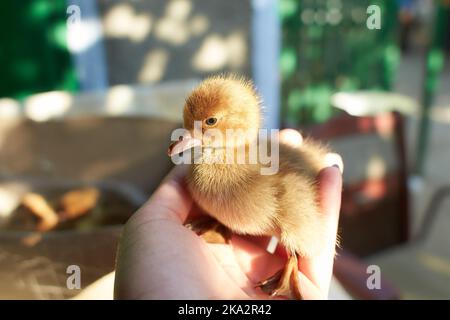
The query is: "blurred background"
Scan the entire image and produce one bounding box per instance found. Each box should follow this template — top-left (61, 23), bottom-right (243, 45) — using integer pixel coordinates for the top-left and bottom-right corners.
top-left (0, 0), bottom-right (449, 300)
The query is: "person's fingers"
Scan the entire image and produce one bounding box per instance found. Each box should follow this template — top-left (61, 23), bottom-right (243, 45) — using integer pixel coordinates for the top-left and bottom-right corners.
top-left (296, 272), bottom-right (326, 300)
top-left (298, 166), bottom-right (342, 297)
top-left (132, 164), bottom-right (192, 224)
top-left (231, 235), bottom-right (285, 284)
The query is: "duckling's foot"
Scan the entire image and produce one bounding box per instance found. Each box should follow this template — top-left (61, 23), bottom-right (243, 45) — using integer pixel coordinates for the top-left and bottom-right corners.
top-left (185, 217), bottom-right (231, 244)
top-left (256, 254), bottom-right (302, 300)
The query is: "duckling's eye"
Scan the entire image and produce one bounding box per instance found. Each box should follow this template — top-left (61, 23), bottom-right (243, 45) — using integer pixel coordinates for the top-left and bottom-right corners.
top-left (205, 117), bottom-right (218, 126)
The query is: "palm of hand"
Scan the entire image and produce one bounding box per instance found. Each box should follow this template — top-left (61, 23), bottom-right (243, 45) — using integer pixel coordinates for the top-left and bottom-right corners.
top-left (114, 163), bottom-right (341, 300)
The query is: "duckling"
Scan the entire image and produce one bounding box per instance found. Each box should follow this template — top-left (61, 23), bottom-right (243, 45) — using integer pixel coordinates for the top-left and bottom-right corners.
top-left (168, 75), bottom-right (333, 299)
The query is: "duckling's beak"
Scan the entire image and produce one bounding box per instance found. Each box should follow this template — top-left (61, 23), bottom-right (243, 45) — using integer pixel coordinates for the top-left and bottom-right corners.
top-left (168, 132), bottom-right (202, 157)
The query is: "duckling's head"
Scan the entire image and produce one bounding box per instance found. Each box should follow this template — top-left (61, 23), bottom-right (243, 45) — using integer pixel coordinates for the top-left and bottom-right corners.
top-left (183, 75), bottom-right (261, 134)
top-left (169, 75), bottom-right (262, 156)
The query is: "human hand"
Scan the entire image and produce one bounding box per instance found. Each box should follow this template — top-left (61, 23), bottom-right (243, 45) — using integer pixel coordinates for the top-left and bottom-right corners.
top-left (114, 130), bottom-right (342, 299)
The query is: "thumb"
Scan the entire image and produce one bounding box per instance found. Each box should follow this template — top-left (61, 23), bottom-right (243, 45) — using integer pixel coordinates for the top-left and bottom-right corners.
top-left (298, 165), bottom-right (342, 296)
top-left (133, 165), bottom-right (193, 224)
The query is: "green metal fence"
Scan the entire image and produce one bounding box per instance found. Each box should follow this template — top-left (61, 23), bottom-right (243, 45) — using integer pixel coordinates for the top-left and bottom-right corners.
top-left (279, 0), bottom-right (400, 126)
top-left (414, 1), bottom-right (449, 174)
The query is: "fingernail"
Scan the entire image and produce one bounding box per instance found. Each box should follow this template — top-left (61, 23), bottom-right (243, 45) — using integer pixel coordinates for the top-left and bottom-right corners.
top-left (324, 153), bottom-right (344, 174)
top-left (329, 164), bottom-right (343, 175)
